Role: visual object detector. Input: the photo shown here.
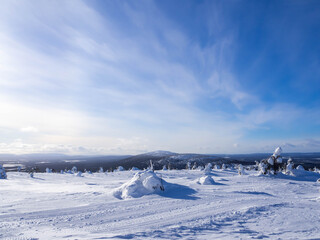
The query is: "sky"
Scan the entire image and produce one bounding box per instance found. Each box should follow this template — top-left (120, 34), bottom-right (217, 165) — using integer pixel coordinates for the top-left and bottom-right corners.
top-left (0, 0), bottom-right (320, 155)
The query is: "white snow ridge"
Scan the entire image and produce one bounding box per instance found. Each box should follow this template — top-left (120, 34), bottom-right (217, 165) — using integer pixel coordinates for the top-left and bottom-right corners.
top-left (113, 170), bottom-right (164, 199)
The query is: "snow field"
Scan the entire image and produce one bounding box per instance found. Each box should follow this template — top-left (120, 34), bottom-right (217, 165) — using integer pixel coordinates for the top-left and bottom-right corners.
top-left (0, 169), bottom-right (320, 239)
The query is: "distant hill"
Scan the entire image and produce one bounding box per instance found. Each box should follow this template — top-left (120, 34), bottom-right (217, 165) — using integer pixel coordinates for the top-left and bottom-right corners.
top-left (1, 151), bottom-right (319, 172)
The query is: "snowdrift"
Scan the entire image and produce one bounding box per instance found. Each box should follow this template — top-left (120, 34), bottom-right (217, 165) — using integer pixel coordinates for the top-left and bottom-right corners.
top-left (197, 176), bottom-right (215, 185)
top-left (113, 170), bottom-right (165, 199)
top-left (289, 168), bottom-right (320, 181)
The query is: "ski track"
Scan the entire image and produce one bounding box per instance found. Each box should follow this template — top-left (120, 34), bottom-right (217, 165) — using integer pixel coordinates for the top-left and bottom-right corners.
top-left (1, 170), bottom-right (320, 239)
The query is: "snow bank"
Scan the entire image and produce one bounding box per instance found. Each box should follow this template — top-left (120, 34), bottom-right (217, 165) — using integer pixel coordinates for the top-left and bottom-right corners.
top-left (296, 165), bottom-right (305, 171)
top-left (197, 176), bottom-right (215, 185)
top-left (284, 168), bottom-right (320, 182)
top-left (113, 170), bottom-right (165, 199)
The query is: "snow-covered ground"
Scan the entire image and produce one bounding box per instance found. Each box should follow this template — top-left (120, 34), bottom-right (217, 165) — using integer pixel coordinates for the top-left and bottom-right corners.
top-left (1, 169), bottom-right (320, 239)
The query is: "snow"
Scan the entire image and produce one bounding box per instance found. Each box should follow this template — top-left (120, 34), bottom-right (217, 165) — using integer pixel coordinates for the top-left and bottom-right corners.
top-left (273, 146), bottom-right (282, 157)
top-left (113, 170), bottom-right (164, 199)
top-left (198, 175), bottom-right (215, 185)
top-left (0, 165), bottom-right (7, 179)
top-left (144, 150), bottom-right (176, 157)
top-left (1, 169), bottom-right (320, 239)
top-left (296, 165), bottom-right (305, 171)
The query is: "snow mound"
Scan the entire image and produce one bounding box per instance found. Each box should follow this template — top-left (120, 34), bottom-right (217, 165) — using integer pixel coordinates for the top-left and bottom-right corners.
top-left (198, 176), bottom-right (215, 185)
top-left (285, 169), bottom-right (320, 182)
top-left (296, 165), bottom-right (305, 171)
top-left (113, 170), bottom-right (164, 199)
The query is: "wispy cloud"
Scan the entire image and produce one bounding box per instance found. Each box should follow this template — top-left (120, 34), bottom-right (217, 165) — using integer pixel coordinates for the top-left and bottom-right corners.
top-left (0, 1), bottom-right (319, 154)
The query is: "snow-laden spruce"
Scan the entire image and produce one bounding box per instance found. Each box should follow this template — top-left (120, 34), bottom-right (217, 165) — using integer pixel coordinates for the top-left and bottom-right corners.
top-left (0, 165), bottom-right (7, 179)
top-left (204, 163), bottom-right (212, 175)
top-left (113, 170), bottom-right (164, 199)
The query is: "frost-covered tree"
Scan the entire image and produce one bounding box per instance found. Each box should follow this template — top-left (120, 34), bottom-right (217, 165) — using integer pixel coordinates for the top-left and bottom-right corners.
top-left (162, 165), bottom-right (167, 171)
top-left (238, 164), bottom-right (245, 175)
top-left (222, 164), bottom-right (226, 170)
top-left (46, 168), bottom-right (52, 173)
top-left (204, 163), bottom-right (212, 175)
top-left (258, 146), bottom-right (285, 175)
top-left (117, 166), bottom-right (124, 171)
top-left (99, 167), bottom-right (104, 173)
top-left (149, 160), bottom-right (154, 172)
top-left (286, 158), bottom-right (294, 175)
top-left (192, 162), bottom-right (197, 170)
top-left (186, 162), bottom-right (191, 170)
top-left (0, 165), bottom-right (7, 179)
top-left (71, 166), bottom-right (77, 173)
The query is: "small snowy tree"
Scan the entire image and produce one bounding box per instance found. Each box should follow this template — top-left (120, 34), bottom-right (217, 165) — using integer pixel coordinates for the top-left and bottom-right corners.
top-left (186, 162), bottom-right (191, 170)
top-left (116, 166), bottom-right (124, 171)
top-left (0, 165), bottom-right (7, 179)
top-left (286, 158), bottom-right (294, 175)
top-left (222, 163), bottom-right (226, 170)
top-left (204, 163), bottom-right (212, 175)
top-left (162, 165), bottom-right (167, 170)
top-left (71, 166), bottom-right (77, 173)
top-left (238, 164), bottom-right (245, 175)
top-left (99, 167), bottom-right (104, 173)
top-left (192, 162), bottom-right (197, 170)
top-left (149, 160), bottom-right (154, 172)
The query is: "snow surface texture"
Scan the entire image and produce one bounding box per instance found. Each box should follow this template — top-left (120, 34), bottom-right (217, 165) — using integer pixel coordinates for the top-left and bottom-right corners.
top-left (1, 169), bottom-right (320, 239)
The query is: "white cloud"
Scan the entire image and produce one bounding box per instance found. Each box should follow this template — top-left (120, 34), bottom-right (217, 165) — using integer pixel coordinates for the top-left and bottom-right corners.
top-left (20, 126), bottom-right (39, 133)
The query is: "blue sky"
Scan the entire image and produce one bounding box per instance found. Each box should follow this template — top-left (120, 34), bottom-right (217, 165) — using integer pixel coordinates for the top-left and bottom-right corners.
top-left (0, 0), bottom-right (319, 154)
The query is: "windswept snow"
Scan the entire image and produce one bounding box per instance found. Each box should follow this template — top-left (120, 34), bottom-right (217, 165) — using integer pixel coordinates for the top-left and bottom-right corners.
top-left (1, 169), bottom-right (320, 239)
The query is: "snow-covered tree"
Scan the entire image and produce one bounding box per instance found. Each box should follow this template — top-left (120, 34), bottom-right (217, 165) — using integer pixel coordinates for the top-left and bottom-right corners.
top-left (192, 162), bottom-right (197, 170)
top-left (162, 165), bottom-right (167, 171)
top-left (238, 164), bottom-right (245, 175)
top-left (71, 166), bottom-right (77, 173)
top-left (204, 163), bottom-right (212, 175)
top-left (0, 165), bottom-right (7, 179)
top-left (116, 166), bottom-right (124, 171)
top-left (46, 168), bottom-right (52, 173)
top-left (149, 160), bottom-right (154, 172)
top-left (186, 162), bottom-right (191, 170)
top-left (222, 164), bottom-right (226, 170)
top-left (99, 167), bottom-right (104, 173)
top-left (258, 146), bottom-right (285, 175)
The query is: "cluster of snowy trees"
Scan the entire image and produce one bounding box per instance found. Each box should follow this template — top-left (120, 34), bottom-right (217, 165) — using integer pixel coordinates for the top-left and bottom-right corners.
top-left (0, 165), bottom-right (7, 179)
